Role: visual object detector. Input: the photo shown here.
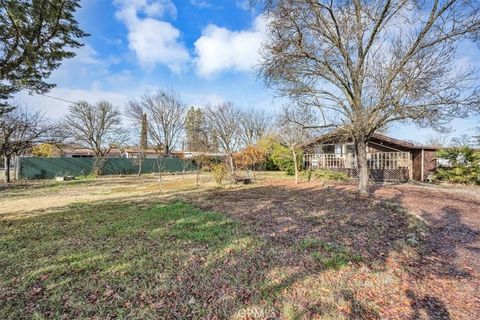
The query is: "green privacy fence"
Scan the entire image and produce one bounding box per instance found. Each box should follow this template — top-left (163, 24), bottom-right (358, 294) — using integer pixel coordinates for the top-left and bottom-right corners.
top-left (18, 157), bottom-right (197, 180)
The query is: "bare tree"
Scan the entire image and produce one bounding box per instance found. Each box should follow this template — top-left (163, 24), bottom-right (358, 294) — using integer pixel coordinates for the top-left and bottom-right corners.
top-left (127, 90), bottom-right (186, 156)
top-left (259, 0), bottom-right (480, 195)
top-left (425, 133), bottom-right (451, 147)
top-left (64, 100), bottom-right (126, 175)
top-left (239, 109), bottom-right (272, 146)
top-left (204, 102), bottom-right (241, 173)
top-left (0, 105), bottom-right (53, 182)
top-left (277, 104), bottom-right (316, 184)
top-left (450, 134), bottom-right (477, 147)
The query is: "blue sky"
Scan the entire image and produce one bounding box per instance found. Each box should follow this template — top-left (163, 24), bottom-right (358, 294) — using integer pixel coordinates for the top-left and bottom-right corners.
top-left (18, 0), bottom-right (479, 144)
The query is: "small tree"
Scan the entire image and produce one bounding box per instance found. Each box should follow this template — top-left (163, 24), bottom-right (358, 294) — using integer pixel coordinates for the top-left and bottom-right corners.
top-left (0, 105), bottom-right (53, 182)
top-left (64, 101), bottom-right (126, 176)
top-left (0, 0), bottom-right (88, 109)
top-left (211, 163), bottom-right (228, 185)
top-left (204, 102), bottom-right (241, 174)
top-left (276, 105), bottom-right (314, 184)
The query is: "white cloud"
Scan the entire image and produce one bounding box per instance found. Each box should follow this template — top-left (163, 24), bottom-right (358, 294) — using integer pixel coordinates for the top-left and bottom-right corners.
top-left (114, 0), bottom-right (190, 72)
top-left (190, 0), bottom-right (212, 8)
top-left (194, 15), bottom-right (268, 77)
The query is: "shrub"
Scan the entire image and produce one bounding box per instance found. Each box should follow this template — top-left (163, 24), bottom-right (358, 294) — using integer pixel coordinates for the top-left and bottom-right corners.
top-left (313, 169), bottom-right (349, 181)
top-left (211, 163), bottom-right (228, 185)
top-left (234, 146), bottom-right (267, 171)
top-left (270, 143), bottom-right (303, 175)
top-left (303, 169), bottom-right (313, 181)
top-left (31, 143), bottom-right (53, 157)
top-left (433, 147), bottom-right (480, 185)
top-left (257, 136), bottom-right (280, 171)
top-left (193, 155), bottom-right (222, 172)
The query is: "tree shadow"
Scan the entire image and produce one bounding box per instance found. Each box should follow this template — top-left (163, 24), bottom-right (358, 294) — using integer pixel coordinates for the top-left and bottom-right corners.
top-left (406, 290), bottom-right (452, 320)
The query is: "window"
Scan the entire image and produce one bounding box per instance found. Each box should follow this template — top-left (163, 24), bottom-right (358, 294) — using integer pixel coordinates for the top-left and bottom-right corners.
top-left (322, 145), bottom-right (335, 153)
top-left (335, 145), bottom-right (342, 154)
top-left (346, 144), bottom-right (355, 154)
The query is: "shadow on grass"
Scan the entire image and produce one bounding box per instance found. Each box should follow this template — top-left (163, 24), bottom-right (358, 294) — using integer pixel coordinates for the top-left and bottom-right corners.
top-left (1, 183), bottom-right (478, 319)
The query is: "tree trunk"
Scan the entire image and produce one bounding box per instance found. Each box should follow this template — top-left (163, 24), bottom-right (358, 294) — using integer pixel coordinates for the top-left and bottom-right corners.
top-left (137, 157), bottom-right (143, 176)
top-left (196, 168), bottom-right (200, 186)
top-left (292, 147), bottom-right (299, 185)
top-left (4, 156), bottom-right (11, 183)
top-left (228, 153), bottom-right (235, 175)
top-left (355, 140), bottom-right (369, 196)
top-left (13, 155), bottom-right (18, 180)
top-left (92, 157), bottom-right (104, 176)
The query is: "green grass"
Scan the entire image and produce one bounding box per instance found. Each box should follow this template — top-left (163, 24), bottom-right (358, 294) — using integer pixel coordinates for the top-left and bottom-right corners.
top-left (298, 238), bottom-right (363, 270)
top-left (0, 201), bottom-right (260, 319)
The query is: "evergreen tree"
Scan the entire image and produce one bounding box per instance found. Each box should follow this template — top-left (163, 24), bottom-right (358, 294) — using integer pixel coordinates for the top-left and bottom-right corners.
top-left (1, 0), bottom-right (88, 109)
top-left (140, 113), bottom-right (148, 149)
top-left (184, 107), bottom-right (210, 152)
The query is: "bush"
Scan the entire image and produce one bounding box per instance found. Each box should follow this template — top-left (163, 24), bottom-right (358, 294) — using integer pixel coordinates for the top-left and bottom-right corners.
top-left (313, 169), bottom-right (349, 181)
top-left (192, 155), bottom-right (222, 172)
top-left (211, 163), bottom-right (228, 185)
top-left (270, 143), bottom-right (303, 175)
top-left (433, 147), bottom-right (480, 185)
top-left (234, 146), bottom-right (267, 171)
top-left (303, 169), bottom-right (313, 181)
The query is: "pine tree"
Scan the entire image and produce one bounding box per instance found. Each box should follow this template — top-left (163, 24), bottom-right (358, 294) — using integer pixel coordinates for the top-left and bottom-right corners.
top-left (1, 0), bottom-right (88, 109)
top-left (140, 113), bottom-right (148, 150)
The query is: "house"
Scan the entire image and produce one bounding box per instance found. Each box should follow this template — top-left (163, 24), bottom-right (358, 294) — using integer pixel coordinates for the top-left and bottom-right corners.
top-left (61, 147), bottom-right (123, 158)
top-left (302, 132), bottom-right (440, 182)
top-left (123, 148), bottom-right (171, 159)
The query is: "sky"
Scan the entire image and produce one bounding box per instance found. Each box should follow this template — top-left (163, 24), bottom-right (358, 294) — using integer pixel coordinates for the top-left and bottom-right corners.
top-left (16, 0), bottom-right (480, 145)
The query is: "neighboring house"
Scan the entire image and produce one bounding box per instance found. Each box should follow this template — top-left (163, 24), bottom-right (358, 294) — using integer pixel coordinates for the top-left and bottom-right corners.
top-left (302, 132), bottom-right (439, 182)
top-left (182, 151), bottom-right (227, 159)
top-left (123, 148), bottom-right (168, 159)
top-left (61, 147), bottom-right (123, 158)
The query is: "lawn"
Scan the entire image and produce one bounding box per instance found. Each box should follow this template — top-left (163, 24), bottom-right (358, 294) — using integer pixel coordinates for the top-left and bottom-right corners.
top-left (1, 174), bottom-right (479, 319)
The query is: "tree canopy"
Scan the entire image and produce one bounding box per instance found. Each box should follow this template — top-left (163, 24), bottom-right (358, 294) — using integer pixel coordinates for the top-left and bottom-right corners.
top-left (0, 0), bottom-right (87, 107)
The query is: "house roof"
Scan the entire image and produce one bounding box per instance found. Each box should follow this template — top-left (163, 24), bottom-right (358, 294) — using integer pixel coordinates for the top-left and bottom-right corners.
top-left (302, 131), bottom-right (440, 151)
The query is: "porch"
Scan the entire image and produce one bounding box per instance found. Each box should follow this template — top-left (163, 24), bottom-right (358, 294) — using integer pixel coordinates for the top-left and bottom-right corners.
top-left (304, 152), bottom-right (412, 182)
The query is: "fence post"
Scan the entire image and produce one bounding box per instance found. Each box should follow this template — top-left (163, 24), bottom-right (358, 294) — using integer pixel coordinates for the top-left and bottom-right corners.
top-left (15, 156), bottom-right (20, 180)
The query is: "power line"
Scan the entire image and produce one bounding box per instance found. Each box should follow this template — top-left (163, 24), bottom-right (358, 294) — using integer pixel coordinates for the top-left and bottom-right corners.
top-left (39, 93), bottom-right (78, 105)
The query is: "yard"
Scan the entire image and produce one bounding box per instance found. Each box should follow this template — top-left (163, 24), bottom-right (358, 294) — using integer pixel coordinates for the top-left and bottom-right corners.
top-left (1, 173), bottom-right (479, 319)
